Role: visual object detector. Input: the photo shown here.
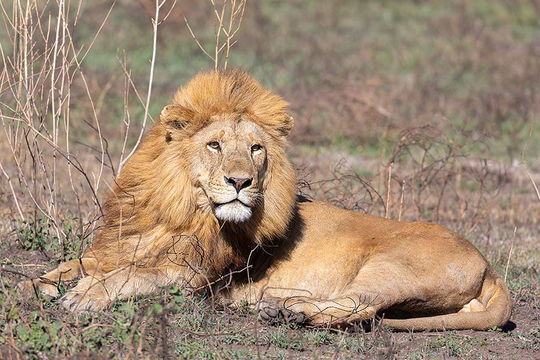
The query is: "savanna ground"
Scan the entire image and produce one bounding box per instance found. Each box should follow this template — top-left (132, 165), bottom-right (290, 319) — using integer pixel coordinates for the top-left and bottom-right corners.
top-left (0, 0), bottom-right (539, 359)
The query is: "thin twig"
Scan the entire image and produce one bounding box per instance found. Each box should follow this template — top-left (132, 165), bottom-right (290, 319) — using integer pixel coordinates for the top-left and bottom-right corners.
top-left (525, 167), bottom-right (540, 201)
top-left (119, 0), bottom-right (164, 172)
top-left (504, 227), bottom-right (517, 282)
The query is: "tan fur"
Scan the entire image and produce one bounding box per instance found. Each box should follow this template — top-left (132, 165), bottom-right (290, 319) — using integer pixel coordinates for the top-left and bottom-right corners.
top-left (19, 70), bottom-right (511, 331)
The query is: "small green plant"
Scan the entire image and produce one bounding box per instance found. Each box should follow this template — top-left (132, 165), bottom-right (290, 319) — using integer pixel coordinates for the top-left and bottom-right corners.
top-left (266, 326), bottom-right (305, 351)
top-left (14, 217), bottom-right (85, 261)
top-left (15, 312), bottom-right (63, 358)
top-left (341, 335), bottom-right (367, 354)
top-left (426, 333), bottom-right (472, 357)
top-left (305, 330), bottom-right (335, 346)
top-left (15, 218), bottom-right (54, 252)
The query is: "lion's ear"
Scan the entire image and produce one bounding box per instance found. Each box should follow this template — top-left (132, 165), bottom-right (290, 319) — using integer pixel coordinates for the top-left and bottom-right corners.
top-left (160, 104), bottom-right (194, 131)
top-left (278, 114), bottom-right (294, 137)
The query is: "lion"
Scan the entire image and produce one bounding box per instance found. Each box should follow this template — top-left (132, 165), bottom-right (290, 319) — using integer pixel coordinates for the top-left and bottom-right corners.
top-left (19, 69), bottom-right (511, 331)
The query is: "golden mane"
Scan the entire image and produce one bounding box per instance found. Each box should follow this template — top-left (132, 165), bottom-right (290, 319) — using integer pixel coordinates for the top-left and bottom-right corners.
top-left (87, 69), bottom-right (297, 277)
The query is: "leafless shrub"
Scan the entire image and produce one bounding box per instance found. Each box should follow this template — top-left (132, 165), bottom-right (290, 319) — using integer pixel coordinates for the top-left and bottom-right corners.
top-left (1, 0), bottom-right (109, 254)
top-left (0, 0), bottom-right (187, 258)
top-left (298, 160), bottom-right (386, 215)
top-left (377, 124), bottom-right (513, 237)
top-left (184, 0), bottom-right (247, 70)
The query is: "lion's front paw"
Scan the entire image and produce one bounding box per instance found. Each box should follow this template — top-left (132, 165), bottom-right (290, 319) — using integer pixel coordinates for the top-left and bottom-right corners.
top-left (17, 278), bottom-right (59, 298)
top-left (257, 298), bottom-right (306, 325)
top-left (61, 276), bottom-right (111, 312)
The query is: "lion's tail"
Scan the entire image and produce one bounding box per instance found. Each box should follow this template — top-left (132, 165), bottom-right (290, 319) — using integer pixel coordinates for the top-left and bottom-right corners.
top-left (381, 271), bottom-right (512, 331)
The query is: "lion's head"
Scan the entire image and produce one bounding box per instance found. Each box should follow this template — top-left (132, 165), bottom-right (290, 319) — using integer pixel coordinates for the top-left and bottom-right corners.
top-left (106, 70), bottom-right (297, 248)
top-left (175, 115), bottom-right (272, 223)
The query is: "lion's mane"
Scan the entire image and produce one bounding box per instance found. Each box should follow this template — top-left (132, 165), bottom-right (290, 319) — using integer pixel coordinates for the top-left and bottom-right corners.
top-left (85, 70), bottom-right (297, 281)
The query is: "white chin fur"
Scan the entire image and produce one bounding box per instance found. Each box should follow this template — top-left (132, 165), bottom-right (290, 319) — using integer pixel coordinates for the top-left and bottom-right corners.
top-left (214, 201), bottom-right (252, 222)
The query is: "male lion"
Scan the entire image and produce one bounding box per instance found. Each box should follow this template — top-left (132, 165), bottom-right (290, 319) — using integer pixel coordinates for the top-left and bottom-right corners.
top-left (19, 70), bottom-right (511, 331)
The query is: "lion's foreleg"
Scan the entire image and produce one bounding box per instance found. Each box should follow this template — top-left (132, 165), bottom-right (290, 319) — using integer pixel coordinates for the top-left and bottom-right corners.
top-left (17, 258), bottom-right (100, 298)
top-left (60, 265), bottom-right (192, 311)
top-left (258, 294), bottom-right (384, 327)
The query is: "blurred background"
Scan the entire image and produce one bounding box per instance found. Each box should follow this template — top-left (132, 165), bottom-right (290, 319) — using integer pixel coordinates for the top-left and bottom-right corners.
top-left (43, 0), bottom-right (540, 159)
top-left (0, 1), bottom-right (539, 358)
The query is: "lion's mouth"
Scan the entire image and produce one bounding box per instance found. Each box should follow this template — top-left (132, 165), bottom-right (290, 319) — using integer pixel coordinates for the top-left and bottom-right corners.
top-left (214, 199), bottom-right (250, 208)
top-left (213, 199), bottom-right (253, 223)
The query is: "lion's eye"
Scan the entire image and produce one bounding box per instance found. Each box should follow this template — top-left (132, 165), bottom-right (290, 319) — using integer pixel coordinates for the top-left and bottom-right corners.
top-left (251, 144), bottom-right (263, 152)
top-left (207, 141), bottom-right (221, 151)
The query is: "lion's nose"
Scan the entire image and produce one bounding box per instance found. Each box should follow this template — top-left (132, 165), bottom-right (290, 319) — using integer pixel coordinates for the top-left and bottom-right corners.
top-left (224, 176), bottom-right (253, 192)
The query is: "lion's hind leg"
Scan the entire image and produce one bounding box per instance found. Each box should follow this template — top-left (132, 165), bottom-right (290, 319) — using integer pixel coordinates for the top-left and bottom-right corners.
top-left (258, 294), bottom-right (384, 327)
top-left (17, 258), bottom-right (99, 298)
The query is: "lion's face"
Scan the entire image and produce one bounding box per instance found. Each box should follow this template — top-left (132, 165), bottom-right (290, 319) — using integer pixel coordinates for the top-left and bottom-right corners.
top-left (189, 115), bottom-right (270, 223)
top-left (155, 70), bottom-right (295, 231)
